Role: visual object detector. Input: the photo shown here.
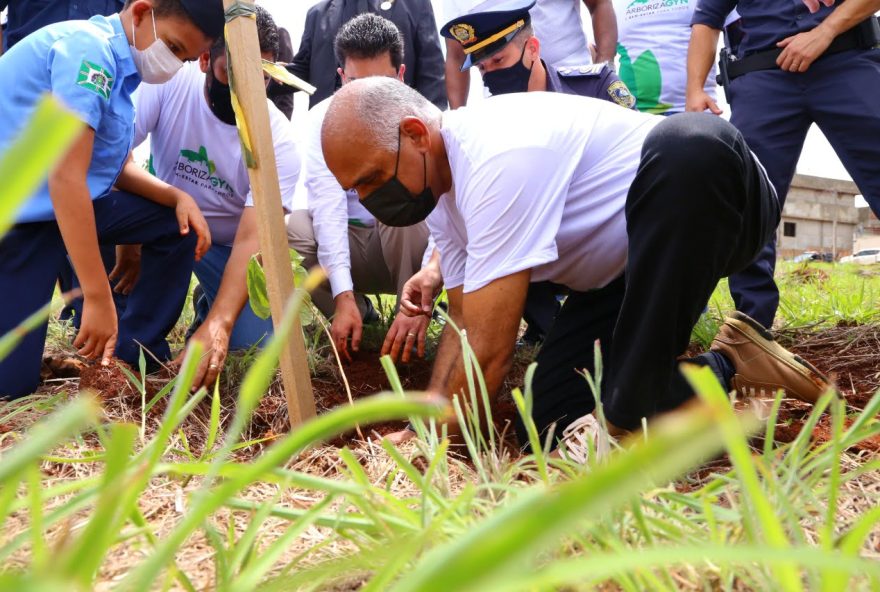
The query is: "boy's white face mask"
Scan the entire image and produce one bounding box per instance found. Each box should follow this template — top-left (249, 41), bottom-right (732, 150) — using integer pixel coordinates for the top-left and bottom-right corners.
top-left (130, 9), bottom-right (184, 84)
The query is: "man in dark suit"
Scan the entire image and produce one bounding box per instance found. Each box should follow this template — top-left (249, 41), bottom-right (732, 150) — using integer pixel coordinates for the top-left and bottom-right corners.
top-left (289, 0), bottom-right (448, 109)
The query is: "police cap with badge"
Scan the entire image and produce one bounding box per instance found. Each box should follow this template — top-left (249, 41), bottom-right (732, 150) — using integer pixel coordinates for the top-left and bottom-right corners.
top-left (441, 0), bottom-right (537, 71)
top-left (441, 0), bottom-right (636, 108)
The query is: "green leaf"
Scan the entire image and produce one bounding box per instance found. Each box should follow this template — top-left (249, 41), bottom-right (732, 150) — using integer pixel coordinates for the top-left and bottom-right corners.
top-left (246, 255), bottom-right (272, 320)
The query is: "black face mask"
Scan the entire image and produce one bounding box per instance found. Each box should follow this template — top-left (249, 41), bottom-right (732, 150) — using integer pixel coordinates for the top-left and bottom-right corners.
top-left (482, 44), bottom-right (533, 96)
top-left (360, 129), bottom-right (436, 227)
top-left (206, 64), bottom-right (237, 125)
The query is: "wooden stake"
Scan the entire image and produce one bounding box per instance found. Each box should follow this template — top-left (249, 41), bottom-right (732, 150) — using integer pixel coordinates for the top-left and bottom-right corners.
top-left (222, 2), bottom-right (316, 427)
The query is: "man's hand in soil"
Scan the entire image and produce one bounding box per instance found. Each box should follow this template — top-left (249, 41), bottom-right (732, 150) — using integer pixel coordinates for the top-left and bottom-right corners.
top-left (400, 249), bottom-right (443, 317)
top-left (183, 317), bottom-right (231, 392)
top-left (382, 312), bottom-right (429, 363)
top-left (331, 291), bottom-right (363, 363)
top-left (108, 244), bottom-right (142, 295)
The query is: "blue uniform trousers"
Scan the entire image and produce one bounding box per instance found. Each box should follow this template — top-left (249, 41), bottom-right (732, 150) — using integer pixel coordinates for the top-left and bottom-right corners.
top-left (728, 48), bottom-right (880, 327)
top-left (0, 191), bottom-right (196, 399)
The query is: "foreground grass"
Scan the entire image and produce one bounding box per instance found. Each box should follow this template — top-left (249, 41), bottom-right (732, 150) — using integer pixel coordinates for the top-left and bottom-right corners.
top-left (1, 263), bottom-right (879, 590)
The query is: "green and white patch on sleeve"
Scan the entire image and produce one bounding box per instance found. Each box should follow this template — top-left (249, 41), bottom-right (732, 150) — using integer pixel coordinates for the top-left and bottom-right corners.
top-left (76, 60), bottom-right (114, 99)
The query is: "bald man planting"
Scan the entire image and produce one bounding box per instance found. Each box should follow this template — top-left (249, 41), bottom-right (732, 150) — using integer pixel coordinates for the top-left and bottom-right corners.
top-left (321, 77), bottom-right (829, 459)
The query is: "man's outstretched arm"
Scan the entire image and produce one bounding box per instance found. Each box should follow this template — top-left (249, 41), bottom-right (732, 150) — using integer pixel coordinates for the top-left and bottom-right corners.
top-left (185, 207), bottom-right (260, 391)
top-left (427, 270), bottom-right (530, 441)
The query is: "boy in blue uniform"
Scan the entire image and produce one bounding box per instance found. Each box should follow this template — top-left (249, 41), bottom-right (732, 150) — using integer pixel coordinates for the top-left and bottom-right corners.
top-left (0, 0), bottom-right (224, 399)
top-left (687, 0), bottom-right (880, 328)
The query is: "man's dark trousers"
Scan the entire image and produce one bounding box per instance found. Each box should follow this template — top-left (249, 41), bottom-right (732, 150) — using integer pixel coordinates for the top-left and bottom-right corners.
top-left (521, 113), bottom-right (780, 441)
top-left (0, 191), bottom-right (196, 399)
top-left (728, 48), bottom-right (880, 328)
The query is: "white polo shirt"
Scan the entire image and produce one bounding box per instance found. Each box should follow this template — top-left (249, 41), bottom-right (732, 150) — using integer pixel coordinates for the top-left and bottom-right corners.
top-left (134, 63), bottom-right (300, 247)
top-left (428, 91), bottom-right (661, 293)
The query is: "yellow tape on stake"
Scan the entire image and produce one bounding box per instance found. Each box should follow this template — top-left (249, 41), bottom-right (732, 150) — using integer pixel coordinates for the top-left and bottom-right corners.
top-left (261, 60), bottom-right (317, 95)
top-left (224, 35), bottom-right (256, 168)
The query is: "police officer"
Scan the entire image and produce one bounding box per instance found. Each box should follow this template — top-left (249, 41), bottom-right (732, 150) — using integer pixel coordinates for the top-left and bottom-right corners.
top-left (0, 0), bottom-right (223, 399)
top-left (441, 0), bottom-right (635, 108)
top-left (687, 0), bottom-right (880, 328)
top-left (440, 0), bottom-right (635, 343)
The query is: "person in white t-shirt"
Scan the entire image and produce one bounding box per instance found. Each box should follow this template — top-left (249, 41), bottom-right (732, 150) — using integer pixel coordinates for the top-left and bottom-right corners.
top-left (134, 6), bottom-right (300, 390)
top-left (320, 77), bottom-right (829, 457)
top-left (443, 0), bottom-right (618, 107)
top-left (286, 13), bottom-right (431, 364)
top-left (614, 0), bottom-right (735, 114)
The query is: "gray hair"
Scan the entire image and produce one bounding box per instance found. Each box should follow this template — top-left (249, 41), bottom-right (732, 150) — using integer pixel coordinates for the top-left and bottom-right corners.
top-left (323, 77), bottom-right (442, 153)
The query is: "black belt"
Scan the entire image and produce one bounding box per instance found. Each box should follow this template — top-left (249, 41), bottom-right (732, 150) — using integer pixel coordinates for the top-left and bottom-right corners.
top-left (726, 16), bottom-right (880, 80)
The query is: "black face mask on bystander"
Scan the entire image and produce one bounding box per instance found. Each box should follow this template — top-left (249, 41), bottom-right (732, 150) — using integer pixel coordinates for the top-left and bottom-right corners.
top-left (205, 62), bottom-right (237, 126)
top-left (360, 129), bottom-right (437, 227)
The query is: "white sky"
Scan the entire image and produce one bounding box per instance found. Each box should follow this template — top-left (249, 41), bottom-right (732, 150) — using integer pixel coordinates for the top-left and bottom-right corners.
top-left (266, 1), bottom-right (860, 193)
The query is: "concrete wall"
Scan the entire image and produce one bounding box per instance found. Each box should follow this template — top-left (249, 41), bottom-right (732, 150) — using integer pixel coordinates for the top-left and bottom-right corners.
top-left (777, 174), bottom-right (860, 259)
top-left (854, 205), bottom-right (880, 253)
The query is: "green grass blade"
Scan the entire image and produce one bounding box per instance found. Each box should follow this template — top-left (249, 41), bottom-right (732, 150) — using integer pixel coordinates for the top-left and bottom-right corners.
top-left (682, 365), bottom-right (802, 592)
top-left (0, 96), bottom-right (83, 236)
top-left (388, 400), bottom-right (749, 592)
top-left (0, 397), bottom-right (99, 484)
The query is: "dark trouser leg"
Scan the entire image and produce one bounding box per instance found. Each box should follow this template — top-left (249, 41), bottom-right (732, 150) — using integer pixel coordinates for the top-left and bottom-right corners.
top-left (727, 69), bottom-right (811, 327)
top-left (92, 191), bottom-right (196, 364)
top-left (58, 244), bottom-right (122, 328)
top-left (809, 49), bottom-right (880, 217)
top-left (521, 276), bottom-right (625, 443)
top-left (522, 281), bottom-right (561, 343)
top-left (604, 113), bottom-right (779, 430)
top-left (0, 224), bottom-right (68, 398)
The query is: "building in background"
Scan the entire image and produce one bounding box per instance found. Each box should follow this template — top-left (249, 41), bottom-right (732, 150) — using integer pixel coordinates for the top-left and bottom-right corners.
top-left (777, 175), bottom-right (861, 260)
top-left (855, 205), bottom-right (880, 254)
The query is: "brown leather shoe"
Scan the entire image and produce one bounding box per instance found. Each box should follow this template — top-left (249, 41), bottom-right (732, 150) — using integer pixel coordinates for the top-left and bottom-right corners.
top-left (710, 312), bottom-right (830, 404)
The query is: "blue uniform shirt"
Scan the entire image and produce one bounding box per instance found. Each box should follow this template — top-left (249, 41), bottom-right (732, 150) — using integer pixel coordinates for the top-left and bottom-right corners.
top-left (0, 0), bottom-right (125, 50)
top-left (692, 0), bottom-right (837, 58)
top-left (0, 13), bottom-right (140, 224)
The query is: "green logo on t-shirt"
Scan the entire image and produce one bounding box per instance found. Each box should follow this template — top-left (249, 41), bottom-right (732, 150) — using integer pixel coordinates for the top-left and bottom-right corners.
top-left (76, 60), bottom-right (114, 100)
top-left (177, 145), bottom-right (232, 196)
top-left (617, 44), bottom-right (673, 115)
top-left (180, 145), bottom-right (217, 176)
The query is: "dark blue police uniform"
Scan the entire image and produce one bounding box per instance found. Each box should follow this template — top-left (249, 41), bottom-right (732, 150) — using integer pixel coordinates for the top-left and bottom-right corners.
top-left (0, 0), bottom-right (124, 50)
top-left (547, 61), bottom-right (636, 109)
top-left (693, 0), bottom-right (880, 328)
